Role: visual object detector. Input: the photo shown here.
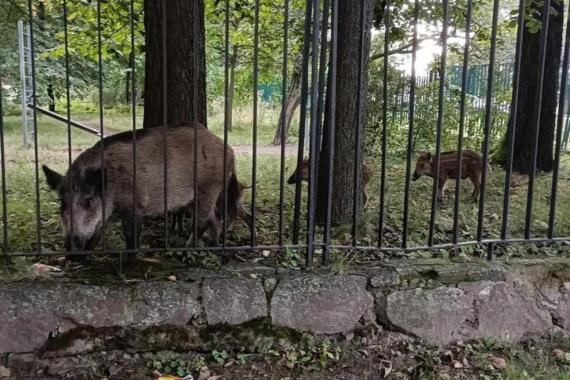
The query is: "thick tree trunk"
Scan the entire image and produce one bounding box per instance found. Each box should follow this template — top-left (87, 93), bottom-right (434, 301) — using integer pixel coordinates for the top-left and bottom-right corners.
top-left (316, 0), bottom-right (374, 224)
top-left (505, 0), bottom-right (563, 173)
top-left (273, 55), bottom-right (303, 145)
top-left (143, 0), bottom-right (207, 128)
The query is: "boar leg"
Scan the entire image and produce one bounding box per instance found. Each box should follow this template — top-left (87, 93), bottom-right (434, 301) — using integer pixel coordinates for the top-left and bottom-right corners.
top-left (121, 216), bottom-right (142, 251)
top-left (207, 208), bottom-right (221, 246)
top-left (436, 177), bottom-right (447, 203)
top-left (169, 209), bottom-right (186, 236)
top-left (185, 195), bottom-right (219, 247)
top-left (362, 183), bottom-right (369, 208)
top-left (469, 172), bottom-right (480, 201)
top-left (237, 203), bottom-right (253, 231)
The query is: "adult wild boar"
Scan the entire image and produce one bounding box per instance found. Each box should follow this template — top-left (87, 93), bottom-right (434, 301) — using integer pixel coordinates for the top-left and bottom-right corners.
top-left (43, 125), bottom-right (239, 253)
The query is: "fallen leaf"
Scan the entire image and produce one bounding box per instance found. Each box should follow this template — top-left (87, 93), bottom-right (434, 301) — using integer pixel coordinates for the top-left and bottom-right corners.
top-left (262, 250), bottom-right (270, 257)
top-left (167, 275), bottom-right (177, 282)
top-left (552, 348), bottom-right (565, 360)
top-left (198, 366), bottom-right (211, 380)
top-left (0, 365), bottom-right (11, 378)
top-left (453, 360), bottom-right (463, 369)
top-left (489, 356), bottom-right (507, 370)
top-left (380, 359), bottom-right (392, 377)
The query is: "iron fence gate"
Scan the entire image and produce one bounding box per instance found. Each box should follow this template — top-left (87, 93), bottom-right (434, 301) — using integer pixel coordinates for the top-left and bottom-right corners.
top-left (0, 0), bottom-right (569, 270)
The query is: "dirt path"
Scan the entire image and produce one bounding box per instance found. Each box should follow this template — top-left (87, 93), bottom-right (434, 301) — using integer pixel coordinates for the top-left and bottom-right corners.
top-left (232, 143), bottom-right (298, 156)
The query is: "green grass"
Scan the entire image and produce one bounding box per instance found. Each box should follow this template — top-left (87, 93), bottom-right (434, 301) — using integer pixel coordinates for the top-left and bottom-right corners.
top-left (1, 108), bottom-right (569, 258)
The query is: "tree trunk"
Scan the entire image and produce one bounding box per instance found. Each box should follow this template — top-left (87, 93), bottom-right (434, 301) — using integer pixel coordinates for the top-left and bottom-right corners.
top-left (316, 0), bottom-right (374, 224)
top-left (125, 70), bottom-right (131, 104)
top-left (273, 55), bottom-right (303, 145)
top-left (505, 0), bottom-right (563, 173)
top-left (226, 46), bottom-right (237, 131)
top-left (143, 0), bottom-right (207, 128)
top-left (47, 82), bottom-right (55, 112)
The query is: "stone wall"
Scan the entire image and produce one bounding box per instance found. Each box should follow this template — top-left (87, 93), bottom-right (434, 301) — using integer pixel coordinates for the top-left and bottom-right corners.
top-left (2, 257), bottom-right (570, 355)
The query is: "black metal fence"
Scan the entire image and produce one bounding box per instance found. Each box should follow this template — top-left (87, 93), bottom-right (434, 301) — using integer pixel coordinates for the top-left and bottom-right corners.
top-left (1, 0), bottom-right (570, 268)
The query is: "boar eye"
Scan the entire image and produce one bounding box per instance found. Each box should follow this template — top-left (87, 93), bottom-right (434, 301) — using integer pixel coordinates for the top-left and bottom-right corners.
top-left (82, 197), bottom-right (94, 209)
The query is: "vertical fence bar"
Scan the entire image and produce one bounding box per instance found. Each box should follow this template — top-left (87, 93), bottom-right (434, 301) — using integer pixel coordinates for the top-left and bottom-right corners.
top-left (323, 0), bottom-right (338, 265)
top-left (314, 0), bottom-right (329, 180)
top-left (0, 75), bottom-right (7, 251)
top-left (96, 0), bottom-right (107, 253)
top-left (130, 0), bottom-right (138, 253)
top-left (62, 0), bottom-right (74, 254)
top-left (525, 0), bottom-right (551, 239)
top-left (251, 0), bottom-right (260, 246)
top-left (306, 0), bottom-right (320, 266)
top-left (27, 0), bottom-right (42, 254)
top-left (402, 0), bottom-right (419, 249)
top-left (428, 0), bottom-right (449, 247)
top-left (192, 0), bottom-right (199, 248)
top-left (222, 0), bottom-right (230, 249)
top-left (476, 0), bottom-right (500, 242)
top-left (292, 0), bottom-right (313, 245)
top-left (278, 0), bottom-right (289, 247)
top-left (351, 0), bottom-right (366, 246)
top-left (161, 0), bottom-right (169, 249)
top-left (452, 0), bottom-right (473, 245)
top-left (312, 0), bottom-right (330, 255)
top-left (378, 1), bottom-right (390, 248)
top-left (549, 1), bottom-right (570, 239)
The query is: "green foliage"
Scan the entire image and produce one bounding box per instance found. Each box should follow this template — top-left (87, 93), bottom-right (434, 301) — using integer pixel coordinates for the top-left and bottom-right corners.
top-left (205, 0), bottom-right (306, 105)
top-left (146, 352), bottom-right (192, 377)
top-left (279, 248), bottom-right (301, 268)
top-left (366, 62), bottom-right (510, 160)
top-left (212, 350), bottom-right (230, 365)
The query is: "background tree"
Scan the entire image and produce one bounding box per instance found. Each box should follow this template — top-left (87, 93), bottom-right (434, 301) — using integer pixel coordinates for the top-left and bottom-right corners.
top-left (499, 0), bottom-right (564, 173)
top-left (143, 0), bottom-right (206, 128)
top-left (317, 0), bottom-right (375, 224)
top-left (206, 0), bottom-right (305, 134)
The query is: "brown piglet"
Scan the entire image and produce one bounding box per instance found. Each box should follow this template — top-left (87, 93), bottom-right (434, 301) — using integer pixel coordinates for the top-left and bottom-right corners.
top-left (412, 150), bottom-right (486, 202)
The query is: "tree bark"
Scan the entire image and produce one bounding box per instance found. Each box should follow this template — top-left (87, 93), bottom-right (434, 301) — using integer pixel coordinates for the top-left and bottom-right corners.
top-left (226, 46), bottom-right (238, 131)
top-left (125, 70), bottom-right (131, 104)
top-left (273, 54), bottom-right (303, 145)
top-left (505, 0), bottom-right (563, 173)
top-left (317, 0), bottom-right (374, 224)
top-left (143, 0), bottom-right (207, 128)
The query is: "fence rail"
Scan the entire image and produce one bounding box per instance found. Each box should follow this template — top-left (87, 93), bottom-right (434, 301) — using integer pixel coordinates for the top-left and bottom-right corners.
top-left (0, 0), bottom-right (569, 270)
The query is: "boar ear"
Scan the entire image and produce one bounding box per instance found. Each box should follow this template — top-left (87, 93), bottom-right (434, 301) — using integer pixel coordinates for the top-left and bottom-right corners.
top-left (239, 182), bottom-right (252, 190)
top-left (42, 165), bottom-right (63, 191)
top-left (426, 152), bottom-right (432, 160)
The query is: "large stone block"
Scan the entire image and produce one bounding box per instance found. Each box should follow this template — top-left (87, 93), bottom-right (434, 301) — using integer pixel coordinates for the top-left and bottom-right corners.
top-left (0, 282), bottom-right (201, 353)
top-left (385, 287), bottom-right (477, 345)
top-left (464, 281), bottom-right (552, 341)
top-left (271, 275), bottom-right (373, 334)
top-left (202, 278), bottom-right (267, 325)
top-left (131, 282), bottom-right (201, 327)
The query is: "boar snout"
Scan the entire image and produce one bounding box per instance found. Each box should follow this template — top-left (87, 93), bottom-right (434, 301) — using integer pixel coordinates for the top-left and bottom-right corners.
top-left (287, 173), bottom-right (297, 184)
